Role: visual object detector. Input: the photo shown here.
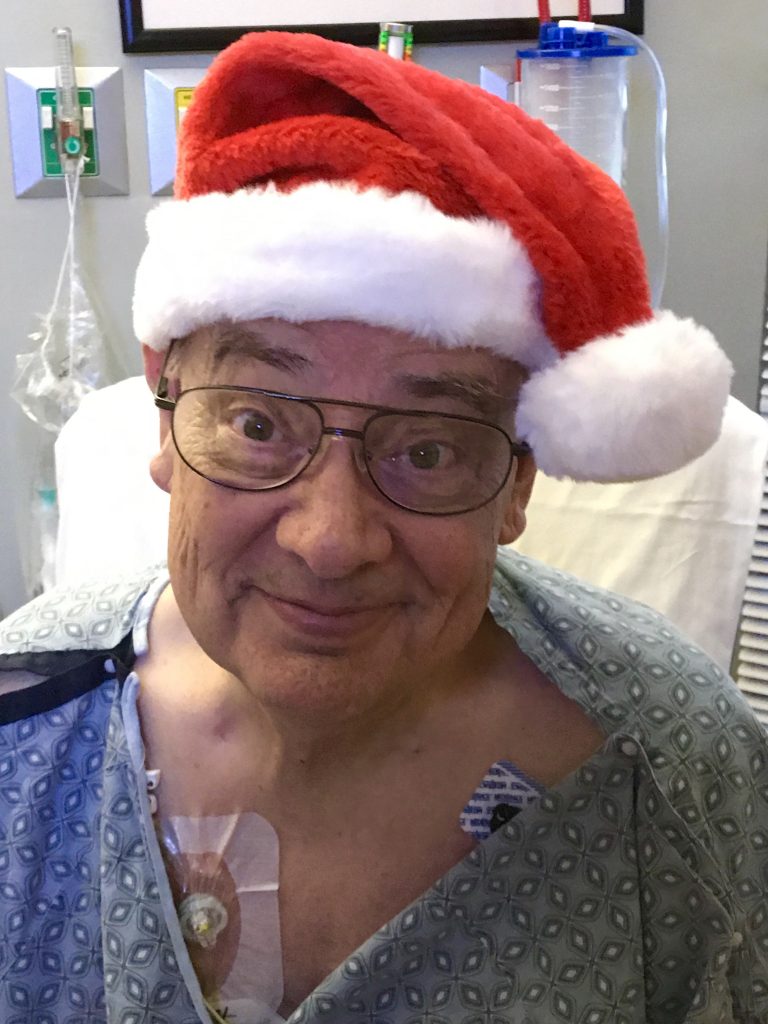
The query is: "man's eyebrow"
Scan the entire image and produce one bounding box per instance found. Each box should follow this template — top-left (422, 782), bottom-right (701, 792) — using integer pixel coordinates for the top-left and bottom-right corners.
top-left (395, 372), bottom-right (511, 418)
top-left (210, 326), bottom-right (312, 374)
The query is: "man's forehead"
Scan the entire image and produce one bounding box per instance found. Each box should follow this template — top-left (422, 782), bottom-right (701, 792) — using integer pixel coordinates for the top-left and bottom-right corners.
top-left (178, 319), bottom-right (525, 414)
top-left (208, 322), bottom-right (312, 374)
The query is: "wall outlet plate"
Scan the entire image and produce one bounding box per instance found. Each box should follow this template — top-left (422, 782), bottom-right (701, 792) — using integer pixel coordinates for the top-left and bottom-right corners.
top-left (144, 68), bottom-right (208, 196)
top-left (5, 66), bottom-right (128, 198)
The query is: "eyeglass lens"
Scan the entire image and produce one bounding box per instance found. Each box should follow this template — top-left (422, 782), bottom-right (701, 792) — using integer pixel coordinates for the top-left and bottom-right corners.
top-left (172, 388), bottom-right (515, 514)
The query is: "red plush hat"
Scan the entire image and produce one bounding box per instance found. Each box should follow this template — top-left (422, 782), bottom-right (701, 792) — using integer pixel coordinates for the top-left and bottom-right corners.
top-left (133, 31), bottom-right (731, 482)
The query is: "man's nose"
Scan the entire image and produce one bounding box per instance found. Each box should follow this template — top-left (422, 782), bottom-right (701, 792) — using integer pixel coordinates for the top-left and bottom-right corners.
top-left (274, 434), bottom-right (393, 578)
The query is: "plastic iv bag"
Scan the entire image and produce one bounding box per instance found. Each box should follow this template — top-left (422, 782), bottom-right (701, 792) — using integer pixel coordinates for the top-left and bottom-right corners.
top-left (12, 163), bottom-right (110, 433)
top-left (12, 158), bottom-right (112, 597)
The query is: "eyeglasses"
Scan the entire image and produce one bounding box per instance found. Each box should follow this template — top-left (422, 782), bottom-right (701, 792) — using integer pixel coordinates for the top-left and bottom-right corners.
top-left (154, 383), bottom-right (530, 516)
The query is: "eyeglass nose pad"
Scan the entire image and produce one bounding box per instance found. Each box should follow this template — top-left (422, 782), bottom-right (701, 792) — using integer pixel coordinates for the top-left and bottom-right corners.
top-left (355, 436), bottom-right (373, 475)
top-left (307, 426), bottom-right (370, 478)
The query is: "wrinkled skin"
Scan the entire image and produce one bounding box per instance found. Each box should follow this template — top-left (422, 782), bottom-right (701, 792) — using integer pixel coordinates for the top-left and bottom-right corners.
top-left (143, 318), bottom-right (536, 728)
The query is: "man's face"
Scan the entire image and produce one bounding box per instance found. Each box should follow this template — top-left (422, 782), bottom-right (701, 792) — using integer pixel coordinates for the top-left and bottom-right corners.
top-left (146, 319), bottom-right (535, 721)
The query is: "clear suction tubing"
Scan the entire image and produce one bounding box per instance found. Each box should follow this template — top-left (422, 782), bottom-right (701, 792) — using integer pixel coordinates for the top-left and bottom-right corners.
top-left (518, 21), bottom-right (669, 307)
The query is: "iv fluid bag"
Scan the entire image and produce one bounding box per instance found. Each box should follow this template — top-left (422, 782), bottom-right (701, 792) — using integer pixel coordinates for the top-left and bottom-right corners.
top-left (13, 164), bottom-right (110, 435)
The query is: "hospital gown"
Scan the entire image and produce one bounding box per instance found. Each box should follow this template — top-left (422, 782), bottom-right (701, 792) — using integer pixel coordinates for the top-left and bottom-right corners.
top-left (0, 550), bottom-right (766, 1023)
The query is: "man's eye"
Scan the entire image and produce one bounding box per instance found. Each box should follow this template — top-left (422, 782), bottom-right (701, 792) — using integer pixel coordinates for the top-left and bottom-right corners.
top-left (407, 441), bottom-right (445, 469)
top-left (233, 410), bottom-right (275, 441)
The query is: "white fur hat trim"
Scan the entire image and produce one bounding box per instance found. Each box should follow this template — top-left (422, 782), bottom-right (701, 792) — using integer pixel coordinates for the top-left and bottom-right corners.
top-left (516, 310), bottom-right (734, 481)
top-left (133, 181), bottom-right (556, 369)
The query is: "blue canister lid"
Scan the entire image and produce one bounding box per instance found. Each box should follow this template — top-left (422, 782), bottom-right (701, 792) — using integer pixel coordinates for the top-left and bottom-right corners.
top-left (518, 21), bottom-right (637, 60)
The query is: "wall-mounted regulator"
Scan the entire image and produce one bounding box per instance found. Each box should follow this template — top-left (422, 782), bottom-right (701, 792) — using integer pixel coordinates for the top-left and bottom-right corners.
top-left (6, 39), bottom-right (128, 199)
top-left (144, 68), bottom-right (208, 195)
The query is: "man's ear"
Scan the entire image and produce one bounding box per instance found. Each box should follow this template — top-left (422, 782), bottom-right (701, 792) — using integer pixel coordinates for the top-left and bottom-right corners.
top-left (142, 344), bottom-right (174, 494)
top-left (497, 454), bottom-right (537, 546)
top-left (142, 344), bottom-right (166, 392)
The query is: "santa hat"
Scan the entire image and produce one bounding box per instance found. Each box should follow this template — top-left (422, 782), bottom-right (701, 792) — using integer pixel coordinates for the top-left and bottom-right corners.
top-left (133, 31), bottom-right (732, 482)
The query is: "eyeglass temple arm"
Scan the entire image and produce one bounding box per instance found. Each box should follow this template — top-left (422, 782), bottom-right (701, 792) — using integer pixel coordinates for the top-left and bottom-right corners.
top-left (153, 345), bottom-right (176, 411)
top-left (154, 388), bottom-right (174, 412)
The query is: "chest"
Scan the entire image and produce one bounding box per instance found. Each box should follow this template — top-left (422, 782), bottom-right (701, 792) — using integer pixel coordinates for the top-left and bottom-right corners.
top-left (157, 794), bottom-right (477, 1016)
top-left (274, 822), bottom-right (476, 1015)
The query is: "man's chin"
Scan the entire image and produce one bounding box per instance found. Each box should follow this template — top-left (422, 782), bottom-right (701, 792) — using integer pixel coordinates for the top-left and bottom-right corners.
top-left (210, 624), bottom-right (415, 715)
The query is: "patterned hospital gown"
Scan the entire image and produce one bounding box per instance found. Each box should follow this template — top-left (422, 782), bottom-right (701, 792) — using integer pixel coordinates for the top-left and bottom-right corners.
top-left (1, 550), bottom-right (767, 1024)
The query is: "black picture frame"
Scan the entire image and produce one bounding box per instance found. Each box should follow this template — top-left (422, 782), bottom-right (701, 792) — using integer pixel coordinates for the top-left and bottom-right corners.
top-left (120, 2), bottom-right (644, 53)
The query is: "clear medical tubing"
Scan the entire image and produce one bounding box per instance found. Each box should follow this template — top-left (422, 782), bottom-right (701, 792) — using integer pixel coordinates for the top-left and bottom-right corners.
top-left (11, 161), bottom-right (107, 432)
top-left (11, 28), bottom-right (112, 595)
top-left (13, 25), bottom-right (109, 436)
top-left (595, 23), bottom-right (669, 307)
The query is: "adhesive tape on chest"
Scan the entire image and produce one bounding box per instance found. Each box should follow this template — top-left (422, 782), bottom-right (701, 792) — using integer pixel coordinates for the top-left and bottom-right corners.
top-left (159, 812), bottom-right (283, 1019)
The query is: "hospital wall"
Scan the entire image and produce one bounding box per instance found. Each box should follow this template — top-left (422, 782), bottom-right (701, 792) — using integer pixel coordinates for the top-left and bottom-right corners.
top-left (0, 0), bottom-right (767, 617)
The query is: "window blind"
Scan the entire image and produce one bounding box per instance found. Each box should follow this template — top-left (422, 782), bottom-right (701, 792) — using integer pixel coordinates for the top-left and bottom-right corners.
top-left (735, 268), bottom-right (768, 728)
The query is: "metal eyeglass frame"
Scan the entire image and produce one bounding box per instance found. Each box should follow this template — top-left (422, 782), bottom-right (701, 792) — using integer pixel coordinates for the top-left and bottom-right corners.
top-left (154, 374), bottom-right (531, 516)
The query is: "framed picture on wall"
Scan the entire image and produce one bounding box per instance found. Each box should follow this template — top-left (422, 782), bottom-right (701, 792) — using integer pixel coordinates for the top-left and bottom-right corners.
top-left (120, 1), bottom-right (644, 53)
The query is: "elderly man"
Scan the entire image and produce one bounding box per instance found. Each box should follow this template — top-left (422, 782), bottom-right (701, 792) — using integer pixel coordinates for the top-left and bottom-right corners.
top-left (1, 30), bottom-right (765, 1024)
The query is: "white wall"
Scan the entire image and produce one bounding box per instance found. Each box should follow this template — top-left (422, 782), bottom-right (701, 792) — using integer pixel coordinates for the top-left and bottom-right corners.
top-left (0, 0), bottom-right (766, 615)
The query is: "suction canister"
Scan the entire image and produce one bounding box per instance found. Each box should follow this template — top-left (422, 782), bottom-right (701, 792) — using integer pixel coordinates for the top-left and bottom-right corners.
top-left (518, 22), bottom-right (637, 185)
